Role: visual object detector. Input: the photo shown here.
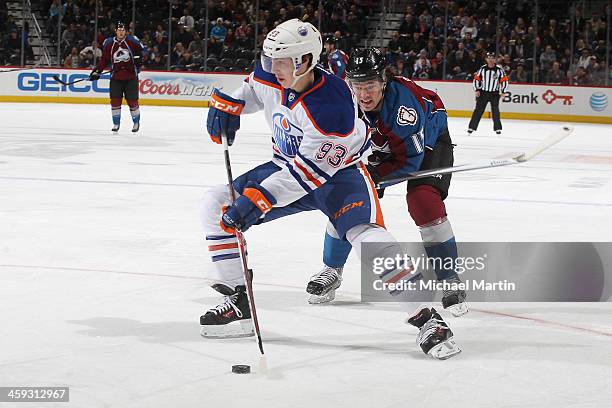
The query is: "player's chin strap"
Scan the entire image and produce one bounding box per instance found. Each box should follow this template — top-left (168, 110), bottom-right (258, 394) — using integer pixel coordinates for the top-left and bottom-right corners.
top-left (377, 125), bottom-right (574, 188)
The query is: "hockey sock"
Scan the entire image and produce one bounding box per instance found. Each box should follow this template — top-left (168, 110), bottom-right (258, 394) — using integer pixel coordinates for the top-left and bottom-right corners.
top-left (127, 99), bottom-right (140, 124)
top-left (346, 224), bottom-right (432, 307)
top-left (201, 184), bottom-right (245, 288)
top-left (407, 185), bottom-right (458, 281)
top-left (111, 97), bottom-right (122, 125)
top-left (323, 222), bottom-right (352, 268)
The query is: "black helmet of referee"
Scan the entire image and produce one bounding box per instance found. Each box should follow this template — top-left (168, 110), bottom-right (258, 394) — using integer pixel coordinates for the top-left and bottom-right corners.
top-left (346, 47), bottom-right (386, 82)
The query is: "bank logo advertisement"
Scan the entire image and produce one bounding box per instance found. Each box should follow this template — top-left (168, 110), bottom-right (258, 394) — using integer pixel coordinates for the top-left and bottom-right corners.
top-left (503, 89), bottom-right (573, 105)
top-left (589, 92), bottom-right (608, 112)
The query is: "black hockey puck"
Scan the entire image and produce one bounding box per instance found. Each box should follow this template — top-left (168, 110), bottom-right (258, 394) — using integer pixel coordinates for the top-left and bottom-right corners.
top-left (232, 364), bottom-right (251, 374)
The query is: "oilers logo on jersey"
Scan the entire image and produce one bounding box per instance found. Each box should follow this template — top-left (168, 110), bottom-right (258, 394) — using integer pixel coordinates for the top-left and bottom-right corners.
top-left (113, 48), bottom-right (131, 63)
top-left (272, 112), bottom-right (303, 157)
top-left (397, 106), bottom-right (418, 126)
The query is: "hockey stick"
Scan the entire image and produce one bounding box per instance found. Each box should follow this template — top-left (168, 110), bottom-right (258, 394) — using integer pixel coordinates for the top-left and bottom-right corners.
top-left (378, 125), bottom-right (574, 188)
top-left (52, 69), bottom-right (113, 86)
top-left (221, 133), bottom-right (265, 355)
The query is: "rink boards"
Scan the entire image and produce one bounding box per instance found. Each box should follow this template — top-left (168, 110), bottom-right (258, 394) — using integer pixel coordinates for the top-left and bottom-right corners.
top-left (0, 67), bottom-right (610, 124)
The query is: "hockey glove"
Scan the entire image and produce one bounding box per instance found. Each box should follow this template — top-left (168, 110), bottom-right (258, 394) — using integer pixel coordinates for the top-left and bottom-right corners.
top-left (207, 89), bottom-right (245, 146)
top-left (365, 164), bottom-right (385, 199)
top-left (89, 68), bottom-right (102, 81)
top-left (220, 181), bottom-right (276, 234)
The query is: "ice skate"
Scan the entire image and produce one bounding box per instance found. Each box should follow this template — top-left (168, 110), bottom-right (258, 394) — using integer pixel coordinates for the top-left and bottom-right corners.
top-left (306, 266), bottom-right (343, 304)
top-left (407, 305), bottom-right (461, 360)
top-left (441, 275), bottom-right (469, 317)
top-left (200, 285), bottom-right (254, 338)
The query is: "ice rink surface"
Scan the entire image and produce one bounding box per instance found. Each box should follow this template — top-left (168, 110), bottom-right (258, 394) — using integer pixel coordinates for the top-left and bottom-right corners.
top-left (2, 103), bottom-right (612, 408)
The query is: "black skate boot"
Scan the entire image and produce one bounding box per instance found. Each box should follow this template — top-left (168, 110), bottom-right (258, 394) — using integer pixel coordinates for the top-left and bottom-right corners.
top-left (112, 123), bottom-right (120, 132)
top-left (407, 305), bottom-right (461, 360)
top-left (441, 275), bottom-right (469, 317)
top-left (306, 266), bottom-right (343, 304)
top-left (132, 122), bottom-right (140, 133)
top-left (200, 285), bottom-right (254, 338)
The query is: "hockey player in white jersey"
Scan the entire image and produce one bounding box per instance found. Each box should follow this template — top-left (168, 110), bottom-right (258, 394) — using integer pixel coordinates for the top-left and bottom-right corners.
top-left (199, 19), bottom-right (461, 359)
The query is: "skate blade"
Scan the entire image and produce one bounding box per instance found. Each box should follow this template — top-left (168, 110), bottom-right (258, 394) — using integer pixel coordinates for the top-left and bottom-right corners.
top-left (447, 302), bottom-right (469, 317)
top-left (428, 337), bottom-right (462, 360)
top-left (307, 289), bottom-right (336, 304)
top-left (200, 319), bottom-right (254, 338)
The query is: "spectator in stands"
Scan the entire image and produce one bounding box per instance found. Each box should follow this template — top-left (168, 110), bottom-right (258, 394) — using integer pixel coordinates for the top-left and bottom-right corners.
top-left (147, 53), bottom-right (165, 70)
top-left (461, 17), bottom-right (478, 39)
top-left (153, 32), bottom-right (168, 58)
top-left (171, 42), bottom-right (185, 66)
top-left (394, 56), bottom-right (412, 77)
top-left (388, 31), bottom-right (403, 54)
top-left (61, 22), bottom-right (77, 53)
top-left (545, 61), bottom-right (565, 84)
top-left (413, 55), bottom-right (431, 79)
top-left (188, 32), bottom-right (204, 65)
top-left (591, 61), bottom-right (607, 85)
top-left (577, 48), bottom-right (591, 70)
top-left (63, 46), bottom-right (81, 68)
top-left (79, 40), bottom-right (102, 66)
top-left (179, 8), bottom-right (195, 30)
top-left (3, 28), bottom-right (21, 64)
top-left (399, 13), bottom-right (417, 36)
top-left (48, 0), bottom-right (63, 36)
top-left (510, 62), bottom-right (528, 83)
top-left (572, 66), bottom-right (592, 85)
top-left (209, 17), bottom-right (226, 55)
top-left (176, 25), bottom-right (194, 49)
top-left (539, 44), bottom-right (556, 73)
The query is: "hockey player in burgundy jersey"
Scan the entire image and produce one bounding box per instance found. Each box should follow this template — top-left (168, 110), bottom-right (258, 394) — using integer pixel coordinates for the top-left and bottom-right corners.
top-left (199, 20), bottom-right (460, 359)
top-left (89, 22), bottom-right (143, 133)
top-left (307, 47), bottom-right (468, 319)
top-left (323, 36), bottom-right (349, 79)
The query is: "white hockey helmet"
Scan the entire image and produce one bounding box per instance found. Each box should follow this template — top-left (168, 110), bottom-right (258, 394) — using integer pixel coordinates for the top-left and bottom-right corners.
top-left (261, 19), bottom-right (322, 82)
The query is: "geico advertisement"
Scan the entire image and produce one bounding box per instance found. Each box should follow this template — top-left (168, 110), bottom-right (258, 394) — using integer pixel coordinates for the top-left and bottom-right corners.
top-left (2, 69), bottom-right (247, 100)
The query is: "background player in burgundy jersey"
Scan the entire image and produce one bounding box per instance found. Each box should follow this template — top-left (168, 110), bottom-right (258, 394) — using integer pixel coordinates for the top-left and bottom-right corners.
top-left (89, 22), bottom-right (143, 132)
top-left (307, 48), bottom-right (468, 317)
top-left (323, 36), bottom-right (349, 79)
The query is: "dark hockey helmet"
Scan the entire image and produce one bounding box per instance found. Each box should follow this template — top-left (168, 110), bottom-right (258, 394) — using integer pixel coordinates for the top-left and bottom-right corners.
top-left (324, 35), bottom-right (337, 45)
top-left (116, 21), bottom-right (126, 30)
top-left (346, 47), bottom-right (386, 82)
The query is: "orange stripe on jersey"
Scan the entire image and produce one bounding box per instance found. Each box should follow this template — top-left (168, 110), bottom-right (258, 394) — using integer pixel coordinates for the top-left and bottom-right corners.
top-left (359, 162), bottom-right (385, 228)
top-left (301, 101), bottom-right (354, 137)
top-left (385, 268), bottom-right (412, 284)
top-left (500, 75), bottom-right (509, 82)
top-left (295, 160), bottom-right (322, 187)
top-left (253, 76), bottom-right (282, 90)
top-left (208, 243), bottom-right (239, 251)
top-left (289, 75), bottom-right (325, 110)
top-left (474, 74), bottom-right (482, 80)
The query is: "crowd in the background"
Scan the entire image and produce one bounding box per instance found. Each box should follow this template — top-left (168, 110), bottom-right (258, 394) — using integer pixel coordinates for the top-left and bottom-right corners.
top-left (383, 1), bottom-right (610, 86)
top-left (37, 0), bottom-right (370, 72)
top-left (1, 0), bottom-right (610, 86)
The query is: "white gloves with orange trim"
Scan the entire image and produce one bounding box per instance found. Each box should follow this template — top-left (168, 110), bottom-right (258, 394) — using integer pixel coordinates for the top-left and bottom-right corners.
top-left (220, 182), bottom-right (277, 234)
top-left (206, 89), bottom-right (245, 145)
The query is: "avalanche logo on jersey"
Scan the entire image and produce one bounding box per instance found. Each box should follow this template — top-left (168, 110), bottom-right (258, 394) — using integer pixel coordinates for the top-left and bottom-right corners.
top-left (272, 112), bottom-right (303, 157)
top-left (397, 105), bottom-right (418, 126)
top-left (113, 48), bottom-right (131, 63)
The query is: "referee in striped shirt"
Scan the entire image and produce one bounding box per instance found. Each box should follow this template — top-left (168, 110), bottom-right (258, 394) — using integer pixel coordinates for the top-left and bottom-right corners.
top-left (468, 52), bottom-right (509, 135)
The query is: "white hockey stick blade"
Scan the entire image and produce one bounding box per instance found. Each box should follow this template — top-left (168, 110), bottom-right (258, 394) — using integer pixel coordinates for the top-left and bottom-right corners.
top-left (378, 125), bottom-right (573, 188)
top-left (514, 124), bottom-right (573, 162)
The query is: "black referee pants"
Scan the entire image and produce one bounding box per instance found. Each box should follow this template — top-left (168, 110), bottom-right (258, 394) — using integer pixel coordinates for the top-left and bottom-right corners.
top-left (468, 91), bottom-right (502, 131)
